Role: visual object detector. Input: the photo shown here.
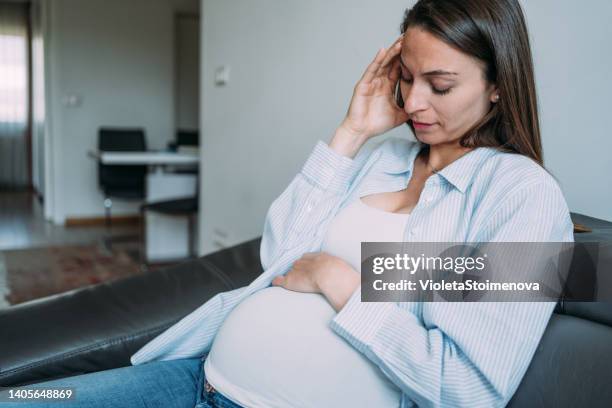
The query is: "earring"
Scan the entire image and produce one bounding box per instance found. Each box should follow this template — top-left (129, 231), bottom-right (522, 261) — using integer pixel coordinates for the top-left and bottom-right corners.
top-left (493, 94), bottom-right (500, 102)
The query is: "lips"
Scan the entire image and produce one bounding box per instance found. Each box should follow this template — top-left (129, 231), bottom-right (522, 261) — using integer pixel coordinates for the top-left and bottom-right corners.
top-left (411, 120), bottom-right (435, 130)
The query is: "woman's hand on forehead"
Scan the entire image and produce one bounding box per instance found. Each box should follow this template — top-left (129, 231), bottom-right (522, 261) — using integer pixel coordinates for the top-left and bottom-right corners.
top-left (360, 34), bottom-right (404, 95)
top-left (334, 34), bottom-right (409, 146)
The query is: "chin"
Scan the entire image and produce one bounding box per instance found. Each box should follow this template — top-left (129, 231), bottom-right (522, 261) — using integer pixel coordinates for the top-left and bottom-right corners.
top-left (413, 131), bottom-right (442, 146)
top-left (413, 129), bottom-right (459, 148)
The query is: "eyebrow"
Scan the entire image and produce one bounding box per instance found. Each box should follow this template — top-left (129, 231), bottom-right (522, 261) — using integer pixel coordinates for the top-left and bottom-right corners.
top-left (399, 58), bottom-right (458, 76)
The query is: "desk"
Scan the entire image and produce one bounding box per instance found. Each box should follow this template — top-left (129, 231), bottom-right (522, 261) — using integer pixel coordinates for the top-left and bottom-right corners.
top-left (89, 150), bottom-right (199, 262)
top-left (88, 150), bottom-right (199, 166)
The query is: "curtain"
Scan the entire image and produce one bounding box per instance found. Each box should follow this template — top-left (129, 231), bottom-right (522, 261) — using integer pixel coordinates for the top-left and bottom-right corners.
top-left (0, 2), bottom-right (29, 189)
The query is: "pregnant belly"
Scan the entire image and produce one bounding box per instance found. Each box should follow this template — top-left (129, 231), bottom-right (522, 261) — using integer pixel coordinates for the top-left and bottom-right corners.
top-left (205, 286), bottom-right (400, 408)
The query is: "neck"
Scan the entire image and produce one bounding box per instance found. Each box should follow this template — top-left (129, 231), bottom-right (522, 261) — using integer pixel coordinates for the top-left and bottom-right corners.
top-left (425, 141), bottom-right (474, 173)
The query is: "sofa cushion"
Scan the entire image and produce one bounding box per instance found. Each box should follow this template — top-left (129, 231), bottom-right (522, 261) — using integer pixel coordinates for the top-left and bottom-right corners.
top-left (508, 313), bottom-right (612, 407)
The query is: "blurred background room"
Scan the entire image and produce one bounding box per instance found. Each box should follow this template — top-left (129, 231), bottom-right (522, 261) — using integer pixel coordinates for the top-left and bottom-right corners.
top-left (0, 0), bottom-right (201, 307)
top-left (0, 0), bottom-right (610, 309)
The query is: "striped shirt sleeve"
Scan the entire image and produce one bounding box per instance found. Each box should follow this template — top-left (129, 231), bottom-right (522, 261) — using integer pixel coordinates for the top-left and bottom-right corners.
top-left (260, 140), bottom-right (367, 271)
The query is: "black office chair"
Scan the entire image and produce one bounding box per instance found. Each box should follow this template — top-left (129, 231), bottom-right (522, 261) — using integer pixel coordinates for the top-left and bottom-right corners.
top-left (98, 127), bottom-right (147, 229)
top-left (168, 129), bottom-right (199, 151)
top-left (140, 195), bottom-right (199, 261)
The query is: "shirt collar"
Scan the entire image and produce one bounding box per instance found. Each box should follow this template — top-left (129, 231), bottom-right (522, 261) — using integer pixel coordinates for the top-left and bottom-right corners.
top-left (383, 142), bottom-right (499, 194)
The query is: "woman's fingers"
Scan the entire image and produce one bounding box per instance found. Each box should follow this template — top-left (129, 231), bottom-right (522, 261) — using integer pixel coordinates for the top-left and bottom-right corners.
top-left (387, 58), bottom-right (402, 88)
top-left (388, 58), bottom-right (401, 80)
top-left (359, 47), bottom-right (386, 84)
top-left (377, 35), bottom-right (404, 73)
top-left (377, 41), bottom-right (403, 78)
top-left (358, 35), bottom-right (404, 85)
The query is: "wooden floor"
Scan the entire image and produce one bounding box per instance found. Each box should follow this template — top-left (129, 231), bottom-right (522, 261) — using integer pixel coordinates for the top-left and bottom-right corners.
top-left (0, 190), bottom-right (140, 251)
top-left (0, 190), bottom-right (144, 308)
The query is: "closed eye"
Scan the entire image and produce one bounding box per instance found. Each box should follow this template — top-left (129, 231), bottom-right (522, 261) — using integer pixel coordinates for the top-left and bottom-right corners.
top-left (400, 74), bottom-right (452, 96)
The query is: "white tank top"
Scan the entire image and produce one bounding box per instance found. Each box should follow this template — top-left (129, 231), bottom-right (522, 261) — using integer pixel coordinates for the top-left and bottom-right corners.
top-left (204, 199), bottom-right (410, 408)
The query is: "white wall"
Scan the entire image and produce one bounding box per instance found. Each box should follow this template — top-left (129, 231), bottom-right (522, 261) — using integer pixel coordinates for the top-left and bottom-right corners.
top-left (198, 0), bottom-right (612, 255)
top-left (520, 0), bottom-right (612, 222)
top-left (198, 0), bottom-right (411, 254)
top-left (44, 0), bottom-right (193, 223)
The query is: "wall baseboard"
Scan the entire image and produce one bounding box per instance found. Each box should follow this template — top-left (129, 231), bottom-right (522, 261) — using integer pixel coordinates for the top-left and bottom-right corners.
top-left (65, 215), bottom-right (141, 227)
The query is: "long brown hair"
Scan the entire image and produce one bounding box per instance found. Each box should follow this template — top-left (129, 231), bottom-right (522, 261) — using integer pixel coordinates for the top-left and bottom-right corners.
top-left (398, 0), bottom-right (543, 165)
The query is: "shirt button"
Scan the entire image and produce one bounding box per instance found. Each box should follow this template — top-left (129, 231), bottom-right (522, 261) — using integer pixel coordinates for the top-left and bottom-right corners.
top-left (410, 228), bottom-right (418, 236)
top-left (425, 196), bottom-right (433, 203)
top-left (306, 202), bottom-right (314, 212)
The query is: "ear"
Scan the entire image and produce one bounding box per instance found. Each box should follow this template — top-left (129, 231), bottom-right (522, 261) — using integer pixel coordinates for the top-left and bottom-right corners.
top-left (488, 83), bottom-right (500, 103)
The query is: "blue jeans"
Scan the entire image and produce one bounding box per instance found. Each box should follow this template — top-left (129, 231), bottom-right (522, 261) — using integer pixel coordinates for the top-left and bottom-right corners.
top-left (0, 355), bottom-right (242, 408)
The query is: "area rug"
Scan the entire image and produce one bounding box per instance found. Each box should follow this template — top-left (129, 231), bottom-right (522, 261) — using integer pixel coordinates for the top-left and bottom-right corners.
top-left (0, 243), bottom-right (144, 307)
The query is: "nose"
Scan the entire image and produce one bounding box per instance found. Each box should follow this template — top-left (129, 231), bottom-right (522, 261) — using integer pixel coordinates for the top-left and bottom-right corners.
top-left (402, 82), bottom-right (429, 116)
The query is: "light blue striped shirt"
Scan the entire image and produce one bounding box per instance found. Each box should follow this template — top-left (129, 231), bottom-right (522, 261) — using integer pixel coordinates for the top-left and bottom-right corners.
top-left (131, 137), bottom-right (574, 407)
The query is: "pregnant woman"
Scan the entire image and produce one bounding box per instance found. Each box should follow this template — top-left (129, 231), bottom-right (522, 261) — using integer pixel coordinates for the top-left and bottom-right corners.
top-left (6, 0), bottom-right (573, 407)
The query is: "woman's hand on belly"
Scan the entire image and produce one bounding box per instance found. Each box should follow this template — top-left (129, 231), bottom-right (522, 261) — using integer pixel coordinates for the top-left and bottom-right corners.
top-left (272, 252), bottom-right (360, 312)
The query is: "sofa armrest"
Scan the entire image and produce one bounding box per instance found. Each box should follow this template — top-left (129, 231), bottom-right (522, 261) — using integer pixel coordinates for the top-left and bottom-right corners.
top-left (0, 238), bottom-right (263, 387)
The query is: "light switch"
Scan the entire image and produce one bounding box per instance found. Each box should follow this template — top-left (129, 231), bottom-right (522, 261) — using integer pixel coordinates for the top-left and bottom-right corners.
top-left (214, 66), bottom-right (230, 86)
top-left (62, 94), bottom-right (82, 108)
